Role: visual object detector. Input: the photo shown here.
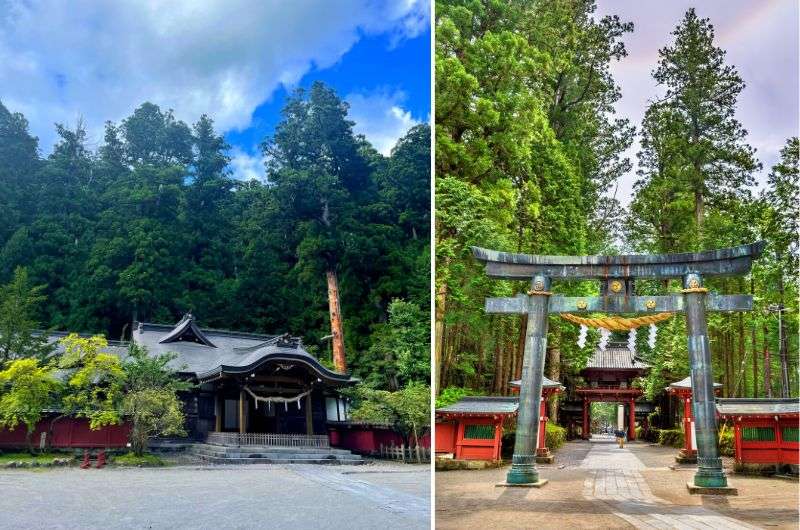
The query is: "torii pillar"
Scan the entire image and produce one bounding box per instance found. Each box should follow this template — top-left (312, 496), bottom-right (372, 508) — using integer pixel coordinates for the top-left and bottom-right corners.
top-left (474, 242), bottom-right (762, 492)
top-left (667, 375), bottom-right (722, 464)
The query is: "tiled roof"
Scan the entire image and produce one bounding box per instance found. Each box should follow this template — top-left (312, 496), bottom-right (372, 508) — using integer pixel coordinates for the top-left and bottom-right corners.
top-left (508, 376), bottom-right (564, 390)
top-left (584, 346), bottom-right (650, 370)
top-left (131, 316), bottom-right (356, 384)
top-left (436, 396), bottom-right (519, 415)
top-left (667, 376), bottom-right (722, 390)
top-left (716, 398), bottom-right (799, 416)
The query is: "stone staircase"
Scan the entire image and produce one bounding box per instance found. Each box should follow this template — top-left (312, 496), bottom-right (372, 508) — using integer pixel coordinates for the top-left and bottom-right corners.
top-left (191, 443), bottom-right (364, 465)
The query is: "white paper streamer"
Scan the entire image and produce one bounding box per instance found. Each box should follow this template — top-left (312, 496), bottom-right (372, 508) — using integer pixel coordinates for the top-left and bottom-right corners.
top-left (577, 324), bottom-right (588, 348)
top-left (598, 328), bottom-right (610, 351)
top-left (648, 323), bottom-right (658, 349)
top-left (627, 328), bottom-right (637, 354)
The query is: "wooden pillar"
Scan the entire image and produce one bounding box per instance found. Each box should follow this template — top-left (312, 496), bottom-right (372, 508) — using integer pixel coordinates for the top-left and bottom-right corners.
top-left (305, 393), bottom-right (314, 435)
top-left (683, 395), bottom-right (694, 454)
top-left (628, 399), bottom-right (636, 441)
top-left (239, 388), bottom-right (246, 434)
top-left (582, 398), bottom-right (589, 440)
top-left (537, 398), bottom-right (547, 450)
top-left (214, 394), bottom-right (222, 432)
top-left (494, 420), bottom-right (503, 461)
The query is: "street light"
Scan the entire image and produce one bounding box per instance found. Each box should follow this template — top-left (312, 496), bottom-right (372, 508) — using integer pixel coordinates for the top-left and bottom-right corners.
top-left (767, 304), bottom-right (791, 398)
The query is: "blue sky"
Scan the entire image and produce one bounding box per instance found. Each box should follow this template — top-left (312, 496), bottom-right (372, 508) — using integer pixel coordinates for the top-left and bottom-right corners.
top-left (226, 29), bottom-right (431, 178)
top-left (0, 0), bottom-right (430, 179)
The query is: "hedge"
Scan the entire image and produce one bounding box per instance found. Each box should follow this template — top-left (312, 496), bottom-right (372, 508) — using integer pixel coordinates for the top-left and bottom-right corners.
top-left (658, 428), bottom-right (684, 448)
top-left (546, 422), bottom-right (566, 451)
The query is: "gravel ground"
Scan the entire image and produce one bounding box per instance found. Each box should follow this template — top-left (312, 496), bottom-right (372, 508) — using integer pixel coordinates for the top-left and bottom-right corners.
top-left (0, 460), bottom-right (430, 530)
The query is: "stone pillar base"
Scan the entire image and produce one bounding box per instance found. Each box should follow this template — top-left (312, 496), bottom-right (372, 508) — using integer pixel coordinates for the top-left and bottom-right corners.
top-left (505, 464), bottom-right (540, 485)
top-left (535, 449), bottom-right (554, 464)
top-left (675, 448), bottom-right (697, 464)
top-left (686, 482), bottom-right (738, 495)
top-left (497, 479), bottom-right (549, 488)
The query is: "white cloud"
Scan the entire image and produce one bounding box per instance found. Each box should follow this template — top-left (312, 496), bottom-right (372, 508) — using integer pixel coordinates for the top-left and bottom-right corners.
top-left (228, 147), bottom-right (267, 181)
top-left (346, 90), bottom-right (422, 155)
top-left (0, 0), bottom-right (430, 152)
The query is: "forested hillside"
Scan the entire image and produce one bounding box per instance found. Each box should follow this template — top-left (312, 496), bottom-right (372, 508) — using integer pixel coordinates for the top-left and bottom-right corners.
top-left (435, 0), bottom-right (798, 411)
top-left (0, 82), bottom-right (430, 390)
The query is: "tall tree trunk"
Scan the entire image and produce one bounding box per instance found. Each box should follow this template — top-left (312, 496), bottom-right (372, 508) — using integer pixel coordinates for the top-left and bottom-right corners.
top-left (326, 269), bottom-right (346, 373)
top-left (750, 277), bottom-right (758, 397)
top-left (434, 260), bottom-right (449, 394)
top-left (493, 322), bottom-right (504, 394)
top-left (515, 316), bottom-right (527, 380)
top-left (763, 322), bottom-right (772, 398)
top-left (776, 259), bottom-right (789, 398)
top-left (547, 335), bottom-right (561, 423)
top-left (734, 312), bottom-right (744, 397)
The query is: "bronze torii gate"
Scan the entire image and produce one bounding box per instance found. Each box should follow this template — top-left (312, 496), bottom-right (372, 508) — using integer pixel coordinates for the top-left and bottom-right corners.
top-left (473, 241), bottom-right (764, 492)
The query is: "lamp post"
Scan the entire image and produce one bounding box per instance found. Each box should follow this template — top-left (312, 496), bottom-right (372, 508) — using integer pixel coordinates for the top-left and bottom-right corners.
top-left (767, 304), bottom-right (790, 398)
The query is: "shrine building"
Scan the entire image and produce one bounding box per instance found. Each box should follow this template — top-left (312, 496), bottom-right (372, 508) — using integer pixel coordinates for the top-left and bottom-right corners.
top-left (574, 343), bottom-right (651, 440)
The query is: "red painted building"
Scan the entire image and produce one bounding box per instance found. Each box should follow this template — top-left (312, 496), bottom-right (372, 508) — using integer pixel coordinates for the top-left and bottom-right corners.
top-left (716, 398), bottom-right (799, 474)
top-left (575, 344), bottom-right (650, 441)
top-left (666, 375), bottom-right (722, 463)
top-left (327, 421), bottom-right (430, 454)
top-left (435, 376), bottom-right (563, 462)
top-left (0, 415), bottom-right (130, 449)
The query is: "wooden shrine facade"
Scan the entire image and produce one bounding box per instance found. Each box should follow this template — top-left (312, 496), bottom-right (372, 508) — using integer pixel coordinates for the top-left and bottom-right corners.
top-left (717, 398), bottom-right (799, 474)
top-left (132, 314), bottom-right (357, 444)
top-left (576, 345), bottom-right (650, 441)
top-left (666, 376), bottom-right (722, 463)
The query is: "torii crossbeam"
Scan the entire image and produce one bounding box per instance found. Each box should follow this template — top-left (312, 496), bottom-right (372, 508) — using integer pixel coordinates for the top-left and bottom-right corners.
top-left (473, 241), bottom-right (764, 492)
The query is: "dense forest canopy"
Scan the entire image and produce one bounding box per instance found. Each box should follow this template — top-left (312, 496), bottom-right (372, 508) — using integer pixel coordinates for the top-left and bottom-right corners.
top-left (0, 81), bottom-right (431, 391)
top-left (435, 0), bottom-right (798, 416)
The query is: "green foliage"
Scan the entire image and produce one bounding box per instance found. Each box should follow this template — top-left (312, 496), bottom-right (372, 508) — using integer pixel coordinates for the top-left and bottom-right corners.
top-left (111, 452), bottom-right (166, 467)
top-left (718, 423), bottom-right (734, 457)
top-left (58, 334), bottom-right (125, 430)
top-left (362, 299), bottom-right (430, 390)
top-left (349, 382), bottom-right (431, 445)
top-left (122, 389), bottom-right (186, 456)
top-left (0, 83), bottom-right (429, 391)
top-left (121, 344), bottom-right (189, 455)
top-left (0, 358), bottom-right (60, 449)
top-left (435, 386), bottom-right (485, 409)
top-left (0, 267), bottom-right (54, 363)
top-left (545, 422), bottom-right (566, 451)
top-left (0, 452), bottom-right (71, 464)
top-left (435, 0), bottom-right (634, 395)
top-left (658, 428), bottom-right (684, 448)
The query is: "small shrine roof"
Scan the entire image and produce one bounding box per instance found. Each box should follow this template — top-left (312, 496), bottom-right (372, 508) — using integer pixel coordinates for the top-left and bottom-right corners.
top-left (716, 398), bottom-right (799, 417)
top-left (436, 397), bottom-right (519, 415)
top-left (584, 346), bottom-right (650, 370)
top-left (667, 376), bottom-right (722, 391)
top-left (508, 376), bottom-right (564, 390)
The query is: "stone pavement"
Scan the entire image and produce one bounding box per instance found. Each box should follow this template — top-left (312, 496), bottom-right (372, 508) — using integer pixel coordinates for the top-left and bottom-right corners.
top-left (436, 436), bottom-right (799, 529)
top-left (0, 461), bottom-right (430, 530)
top-left (581, 435), bottom-right (756, 529)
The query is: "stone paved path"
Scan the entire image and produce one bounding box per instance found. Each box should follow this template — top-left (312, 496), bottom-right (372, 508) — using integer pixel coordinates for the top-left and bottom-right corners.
top-left (581, 435), bottom-right (757, 529)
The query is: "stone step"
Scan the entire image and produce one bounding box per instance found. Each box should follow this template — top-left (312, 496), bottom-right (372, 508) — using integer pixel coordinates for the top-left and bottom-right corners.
top-left (192, 444), bottom-right (358, 457)
top-left (193, 449), bottom-right (363, 461)
top-left (197, 454), bottom-right (365, 465)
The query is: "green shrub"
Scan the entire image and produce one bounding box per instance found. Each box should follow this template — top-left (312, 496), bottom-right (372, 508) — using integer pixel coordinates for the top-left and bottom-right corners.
top-left (658, 428), bottom-right (684, 448)
top-left (719, 424), bottom-right (734, 456)
top-left (435, 387), bottom-right (484, 409)
top-left (111, 452), bottom-right (165, 467)
top-left (545, 422), bottom-right (566, 451)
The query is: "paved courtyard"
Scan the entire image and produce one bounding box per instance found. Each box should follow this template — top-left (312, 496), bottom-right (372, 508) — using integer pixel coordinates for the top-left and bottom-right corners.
top-left (0, 460), bottom-right (430, 530)
top-left (436, 435), bottom-right (799, 529)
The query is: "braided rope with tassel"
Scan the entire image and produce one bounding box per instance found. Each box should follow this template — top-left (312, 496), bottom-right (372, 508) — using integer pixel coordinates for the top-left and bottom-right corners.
top-left (560, 312), bottom-right (674, 331)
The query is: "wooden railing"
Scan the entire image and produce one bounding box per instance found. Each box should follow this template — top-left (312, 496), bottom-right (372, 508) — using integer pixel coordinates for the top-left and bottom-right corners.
top-left (206, 432), bottom-right (330, 448)
top-left (379, 443), bottom-right (430, 463)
